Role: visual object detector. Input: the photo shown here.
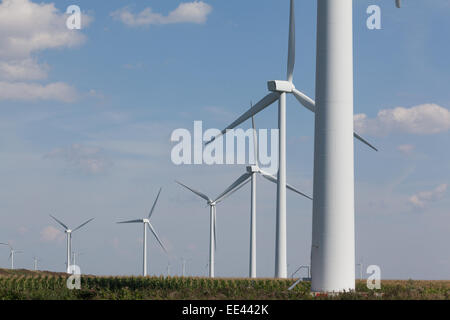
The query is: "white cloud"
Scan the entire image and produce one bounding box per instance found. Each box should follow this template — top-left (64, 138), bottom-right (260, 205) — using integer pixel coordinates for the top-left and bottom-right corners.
top-left (409, 184), bottom-right (448, 208)
top-left (0, 0), bottom-right (91, 101)
top-left (203, 106), bottom-right (234, 120)
top-left (397, 144), bottom-right (415, 154)
top-left (0, 0), bottom-right (87, 59)
top-left (88, 89), bottom-right (105, 102)
top-left (122, 62), bottom-right (144, 70)
top-left (40, 225), bottom-right (64, 242)
top-left (92, 140), bottom-right (169, 158)
top-left (0, 58), bottom-right (48, 81)
top-left (0, 81), bottom-right (77, 102)
top-left (18, 226), bottom-right (28, 235)
top-left (45, 144), bottom-right (112, 174)
top-left (354, 104), bottom-right (450, 136)
top-left (111, 1), bottom-right (212, 27)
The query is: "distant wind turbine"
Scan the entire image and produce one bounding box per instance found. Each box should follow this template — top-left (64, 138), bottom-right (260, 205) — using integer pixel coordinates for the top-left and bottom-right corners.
top-left (49, 215), bottom-right (94, 274)
top-left (176, 179), bottom-right (249, 278)
top-left (180, 257), bottom-right (191, 277)
top-left (33, 256), bottom-right (41, 271)
top-left (117, 188), bottom-right (167, 277)
top-left (0, 243), bottom-right (23, 270)
top-left (217, 115), bottom-right (312, 278)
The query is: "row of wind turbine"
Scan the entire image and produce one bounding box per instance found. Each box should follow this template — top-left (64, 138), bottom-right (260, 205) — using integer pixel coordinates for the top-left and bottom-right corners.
top-left (177, 115), bottom-right (312, 278)
top-left (205, 0), bottom-right (377, 279)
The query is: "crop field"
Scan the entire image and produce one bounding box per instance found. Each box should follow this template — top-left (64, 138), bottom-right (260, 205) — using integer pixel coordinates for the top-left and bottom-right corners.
top-left (0, 269), bottom-right (448, 300)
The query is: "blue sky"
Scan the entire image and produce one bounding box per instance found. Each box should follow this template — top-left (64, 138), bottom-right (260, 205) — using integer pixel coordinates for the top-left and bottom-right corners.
top-left (0, 0), bottom-right (449, 280)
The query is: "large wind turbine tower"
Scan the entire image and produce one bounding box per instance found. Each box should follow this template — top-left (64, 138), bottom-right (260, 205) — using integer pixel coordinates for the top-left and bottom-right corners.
top-left (310, 0), bottom-right (399, 292)
top-left (310, 0), bottom-right (356, 293)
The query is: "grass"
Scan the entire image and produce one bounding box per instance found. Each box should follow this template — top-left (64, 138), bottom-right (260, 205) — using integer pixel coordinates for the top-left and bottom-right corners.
top-left (0, 269), bottom-right (448, 300)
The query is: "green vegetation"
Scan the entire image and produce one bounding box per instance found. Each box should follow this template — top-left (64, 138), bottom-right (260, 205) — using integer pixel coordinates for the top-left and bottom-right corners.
top-left (0, 269), bottom-right (448, 300)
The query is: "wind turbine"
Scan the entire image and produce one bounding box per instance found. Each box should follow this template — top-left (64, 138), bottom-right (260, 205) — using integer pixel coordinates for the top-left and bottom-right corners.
top-left (216, 115), bottom-right (312, 278)
top-left (206, 0), bottom-right (377, 279)
top-left (117, 188), bottom-right (167, 277)
top-left (180, 257), bottom-right (191, 277)
top-left (49, 215), bottom-right (94, 274)
top-left (176, 179), bottom-right (249, 278)
top-left (0, 243), bottom-right (23, 270)
top-left (33, 256), bottom-right (41, 271)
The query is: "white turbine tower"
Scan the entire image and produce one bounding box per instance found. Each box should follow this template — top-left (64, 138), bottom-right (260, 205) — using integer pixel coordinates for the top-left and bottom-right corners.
top-left (117, 188), bottom-right (167, 277)
top-left (33, 256), bottom-right (41, 271)
top-left (206, 0), bottom-right (376, 278)
top-left (216, 116), bottom-right (312, 278)
top-left (166, 261), bottom-right (171, 277)
top-left (309, 0), bottom-right (401, 293)
top-left (180, 257), bottom-right (191, 277)
top-left (0, 243), bottom-right (23, 270)
top-left (49, 215), bottom-right (94, 274)
top-left (71, 251), bottom-right (84, 268)
top-left (176, 180), bottom-right (249, 278)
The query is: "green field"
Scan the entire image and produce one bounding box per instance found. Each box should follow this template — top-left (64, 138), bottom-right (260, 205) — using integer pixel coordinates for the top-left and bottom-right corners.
top-left (0, 269), bottom-right (448, 300)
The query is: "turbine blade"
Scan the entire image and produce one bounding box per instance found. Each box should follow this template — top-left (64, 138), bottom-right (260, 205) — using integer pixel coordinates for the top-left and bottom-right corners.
top-left (292, 89), bottom-right (379, 152)
top-left (49, 214), bottom-right (69, 230)
top-left (147, 222), bottom-right (167, 254)
top-left (292, 88), bottom-right (315, 113)
top-left (214, 172), bottom-right (252, 204)
top-left (287, 0), bottom-right (296, 82)
top-left (148, 188), bottom-right (163, 219)
top-left (216, 178), bottom-right (251, 204)
top-left (395, 0), bottom-right (401, 8)
top-left (72, 218), bottom-right (94, 233)
top-left (205, 92), bottom-right (280, 146)
top-left (117, 219), bottom-right (143, 224)
top-left (176, 181), bottom-right (211, 202)
top-left (259, 170), bottom-right (313, 200)
top-left (252, 115), bottom-right (258, 166)
top-left (354, 132), bottom-right (378, 152)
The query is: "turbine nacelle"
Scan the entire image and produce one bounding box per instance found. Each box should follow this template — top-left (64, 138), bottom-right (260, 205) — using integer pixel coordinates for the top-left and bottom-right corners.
top-left (268, 80), bottom-right (295, 93)
top-left (143, 219), bottom-right (150, 224)
top-left (247, 165), bottom-right (260, 174)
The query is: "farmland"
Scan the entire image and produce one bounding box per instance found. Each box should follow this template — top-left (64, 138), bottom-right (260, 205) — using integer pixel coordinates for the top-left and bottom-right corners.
top-left (0, 269), bottom-right (448, 300)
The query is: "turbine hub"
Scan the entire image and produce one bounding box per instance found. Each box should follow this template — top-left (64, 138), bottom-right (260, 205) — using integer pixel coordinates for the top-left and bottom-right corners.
top-left (267, 80), bottom-right (294, 93)
top-left (143, 219), bottom-right (150, 224)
